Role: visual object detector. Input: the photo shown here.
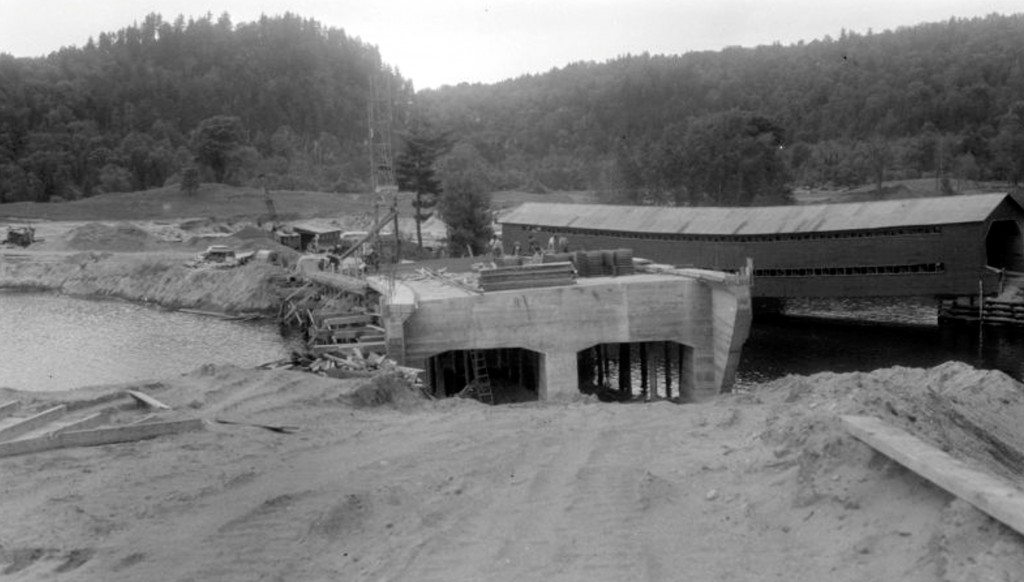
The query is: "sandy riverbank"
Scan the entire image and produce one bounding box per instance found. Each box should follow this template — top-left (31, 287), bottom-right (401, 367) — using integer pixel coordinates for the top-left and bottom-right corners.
top-left (0, 251), bottom-right (287, 314)
top-left (0, 218), bottom-right (303, 314)
top-left (1, 361), bottom-right (1022, 581)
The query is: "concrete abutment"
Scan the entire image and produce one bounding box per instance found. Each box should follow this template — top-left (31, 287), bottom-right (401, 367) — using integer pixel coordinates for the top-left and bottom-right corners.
top-left (374, 268), bottom-right (751, 404)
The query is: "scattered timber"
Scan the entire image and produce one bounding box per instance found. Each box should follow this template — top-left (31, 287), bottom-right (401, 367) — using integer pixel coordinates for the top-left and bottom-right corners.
top-left (843, 415), bottom-right (1024, 537)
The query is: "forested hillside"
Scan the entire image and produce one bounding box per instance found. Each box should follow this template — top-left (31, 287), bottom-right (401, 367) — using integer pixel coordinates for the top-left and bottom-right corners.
top-left (417, 13), bottom-right (1024, 205)
top-left (3, 12), bottom-right (1024, 208)
top-left (0, 13), bottom-right (411, 203)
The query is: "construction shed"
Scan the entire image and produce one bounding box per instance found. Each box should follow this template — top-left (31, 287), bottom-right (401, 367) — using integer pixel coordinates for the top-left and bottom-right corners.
top-left (500, 193), bottom-right (1024, 299)
top-left (290, 221), bottom-right (342, 252)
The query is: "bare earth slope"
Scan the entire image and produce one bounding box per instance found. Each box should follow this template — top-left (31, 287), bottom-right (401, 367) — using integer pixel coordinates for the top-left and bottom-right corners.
top-left (1, 363), bottom-right (1022, 581)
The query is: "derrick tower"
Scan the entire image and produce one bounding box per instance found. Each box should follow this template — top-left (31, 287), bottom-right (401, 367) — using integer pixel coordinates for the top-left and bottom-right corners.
top-left (368, 70), bottom-right (398, 198)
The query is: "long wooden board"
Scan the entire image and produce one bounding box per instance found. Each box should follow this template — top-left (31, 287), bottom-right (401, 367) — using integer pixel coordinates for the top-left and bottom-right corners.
top-left (0, 417), bottom-right (204, 459)
top-left (126, 390), bottom-right (172, 410)
top-left (0, 405), bottom-right (67, 442)
top-left (0, 401), bottom-right (20, 420)
top-left (842, 415), bottom-right (1024, 537)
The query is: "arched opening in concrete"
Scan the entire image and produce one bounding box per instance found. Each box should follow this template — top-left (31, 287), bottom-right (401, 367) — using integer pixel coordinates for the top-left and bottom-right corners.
top-left (576, 341), bottom-right (695, 402)
top-left (986, 220), bottom-right (1024, 271)
top-left (424, 348), bottom-right (543, 404)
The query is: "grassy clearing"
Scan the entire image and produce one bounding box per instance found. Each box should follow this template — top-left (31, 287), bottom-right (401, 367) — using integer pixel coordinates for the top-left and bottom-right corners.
top-left (0, 185), bottom-right (599, 223)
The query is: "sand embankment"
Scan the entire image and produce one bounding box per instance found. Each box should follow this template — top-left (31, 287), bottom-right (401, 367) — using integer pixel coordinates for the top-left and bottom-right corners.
top-left (1, 361), bottom-right (1022, 580)
top-left (0, 252), bottom-right (286, 314)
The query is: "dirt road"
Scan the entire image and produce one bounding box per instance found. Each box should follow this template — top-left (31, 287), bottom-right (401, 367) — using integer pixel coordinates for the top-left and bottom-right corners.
top-left (2, 363), bottom-right (1023, 581)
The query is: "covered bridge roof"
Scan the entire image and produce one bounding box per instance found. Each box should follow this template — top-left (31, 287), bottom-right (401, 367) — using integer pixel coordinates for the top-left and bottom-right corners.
top-left (500, 193), bottom-right (1015, 236)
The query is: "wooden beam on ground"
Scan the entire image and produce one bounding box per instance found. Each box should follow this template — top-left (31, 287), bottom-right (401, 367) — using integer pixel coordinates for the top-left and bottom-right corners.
top-left (0, 418), bottom-right (204, 459)
top-left (842, 415), bottom-right (1024, 537)
top-left (125, 390), bottom-right (172, 410)
top-left (52, 412), bottom-right (110, 435)
top-left (0, 401), bottom-right (20, 420)
top-left (0, 405), bottom-right (67, 442)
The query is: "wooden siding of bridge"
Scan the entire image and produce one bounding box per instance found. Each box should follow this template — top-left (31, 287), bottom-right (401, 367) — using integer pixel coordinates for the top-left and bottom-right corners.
top-left (501, 196), bottom-right (1024, 299)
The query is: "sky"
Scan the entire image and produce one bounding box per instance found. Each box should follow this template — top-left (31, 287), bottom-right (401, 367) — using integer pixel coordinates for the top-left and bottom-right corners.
top-left (1, 1), bottom-right (1021, 90)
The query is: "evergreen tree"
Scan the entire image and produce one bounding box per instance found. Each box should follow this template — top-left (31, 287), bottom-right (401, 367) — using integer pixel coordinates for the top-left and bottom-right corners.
top-left (438, 144), bottom-right (493, 257)
top-left (192, 116), bottom-right (245, 183)
top-left (395, 122), bottom-right (451, 250)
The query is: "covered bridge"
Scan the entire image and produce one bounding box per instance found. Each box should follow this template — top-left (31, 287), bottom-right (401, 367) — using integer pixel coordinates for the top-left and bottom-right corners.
top-left (500, 193), bottom-right (1024, 298)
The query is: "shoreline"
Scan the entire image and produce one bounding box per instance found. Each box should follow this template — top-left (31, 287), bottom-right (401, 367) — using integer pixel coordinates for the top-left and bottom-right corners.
top-left (0, 250), bottom-right (286, 316)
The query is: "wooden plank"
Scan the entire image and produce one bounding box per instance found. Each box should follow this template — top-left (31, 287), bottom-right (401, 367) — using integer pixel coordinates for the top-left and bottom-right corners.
top-left (0, 418), bottom-right (204, 459)
top-left (0, 401), bottom-right (20, 420)
top-left (307, 338), bottom-right (387, 352)
top-left (0, 405), bottom-right (67, 442)
top-left (321, 314), bottom-right (375, 327)
top-left (51, 412), bottom-right (110, 435)
top-left (842, 415), bottom-right (1024, 537)
top-left (125, 390), bottom-right (172, 410)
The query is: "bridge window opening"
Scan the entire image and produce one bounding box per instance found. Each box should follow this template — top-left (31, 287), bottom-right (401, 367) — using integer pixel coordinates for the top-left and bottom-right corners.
top-left (986, 220), bottom-right (1024, 271)
top-left (577, 342), bottom-right (693, 403)
top-left (425, 348), bottom-right (542, 405)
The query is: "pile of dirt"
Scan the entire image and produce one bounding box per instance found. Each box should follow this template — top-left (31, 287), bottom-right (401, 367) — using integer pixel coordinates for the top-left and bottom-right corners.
top-left (178, 218), bottom-right (234, 234)
top-left (63, 222), bottom-right (163, 252)
top-left (349, 371), bottom-right (428, 408)
top-left (2, 362), bottom-right (1023, 580)
top-left (757, 360), bottom-right (1024, 482)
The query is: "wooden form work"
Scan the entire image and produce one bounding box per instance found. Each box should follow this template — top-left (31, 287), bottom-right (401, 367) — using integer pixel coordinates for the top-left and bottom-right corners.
top-left (842, 415), bottom-right (1024, 537)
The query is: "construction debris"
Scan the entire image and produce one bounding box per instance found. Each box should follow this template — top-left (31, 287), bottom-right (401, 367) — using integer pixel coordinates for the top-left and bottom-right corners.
top-left (260, 349), bottom-right (425, 393)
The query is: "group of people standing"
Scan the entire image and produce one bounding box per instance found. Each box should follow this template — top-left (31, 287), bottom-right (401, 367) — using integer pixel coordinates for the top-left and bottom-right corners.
top-left (501, 232), bottom-right (570, 258)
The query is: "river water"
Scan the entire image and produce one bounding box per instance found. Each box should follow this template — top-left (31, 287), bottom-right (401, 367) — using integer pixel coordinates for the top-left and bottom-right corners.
top-left (0, 291), bottom-right (292, 392)
top-left (738, 297), bottom-right (1024, 385)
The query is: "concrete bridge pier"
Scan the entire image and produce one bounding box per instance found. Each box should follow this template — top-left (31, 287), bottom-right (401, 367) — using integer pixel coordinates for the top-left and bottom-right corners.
top-left (374, 267), bottom-right (752, 403)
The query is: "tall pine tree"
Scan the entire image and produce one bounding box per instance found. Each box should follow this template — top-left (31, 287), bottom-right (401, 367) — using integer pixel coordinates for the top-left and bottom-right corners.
top-left (395, 122), bottom-right (451, 250)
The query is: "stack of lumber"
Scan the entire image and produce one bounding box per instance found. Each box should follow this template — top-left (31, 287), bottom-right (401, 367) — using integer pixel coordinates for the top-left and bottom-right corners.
top-left (478, 262), bottom-right (576, 292)
top-left (307, 312), bottom-right (386, 354)
top-left (609, 248), bottom-right (635, 276)
top-left (569, 249), bottom-right (635, 278)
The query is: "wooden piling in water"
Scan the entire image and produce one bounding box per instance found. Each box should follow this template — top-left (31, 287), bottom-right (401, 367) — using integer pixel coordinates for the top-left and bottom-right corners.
top-left (618, 343), bottom-right (631, 397)
top-left (664, 342), bottom-right (673, 399)
top-left (639, 342), bottom-right (648, 399)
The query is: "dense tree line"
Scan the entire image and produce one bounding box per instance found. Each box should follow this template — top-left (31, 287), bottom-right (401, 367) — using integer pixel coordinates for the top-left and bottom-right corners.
top-left (0, 12), bottom-right (411, 203)
top-left (4, 12), bottom-right (1024, 209)
top-left (416, 13), bottom-right (1024, 204)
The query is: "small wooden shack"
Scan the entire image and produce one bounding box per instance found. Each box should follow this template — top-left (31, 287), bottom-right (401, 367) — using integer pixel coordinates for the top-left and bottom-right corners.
top-left (290, 221), bottom-right (342, 251)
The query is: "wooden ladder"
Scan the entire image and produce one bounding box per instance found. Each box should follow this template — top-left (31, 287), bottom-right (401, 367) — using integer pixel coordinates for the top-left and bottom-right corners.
top-left (470, 350), bottom-right (494, 405)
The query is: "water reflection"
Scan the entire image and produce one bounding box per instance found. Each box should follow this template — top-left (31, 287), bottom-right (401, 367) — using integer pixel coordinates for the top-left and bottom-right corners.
top-left (739, 296), bottom-right (1024, 385)
top-left (0, 291), bottom-right (291, 392)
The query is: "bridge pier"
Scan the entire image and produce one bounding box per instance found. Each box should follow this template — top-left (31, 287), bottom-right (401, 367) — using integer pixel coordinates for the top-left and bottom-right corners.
top-left (375, 268), bottom-right (752, 403)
